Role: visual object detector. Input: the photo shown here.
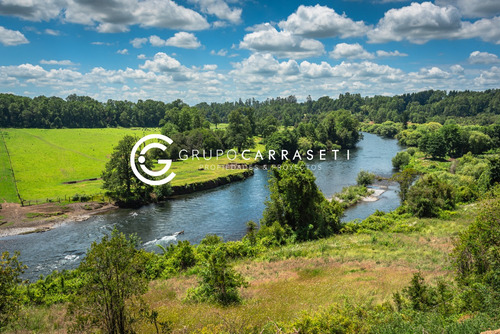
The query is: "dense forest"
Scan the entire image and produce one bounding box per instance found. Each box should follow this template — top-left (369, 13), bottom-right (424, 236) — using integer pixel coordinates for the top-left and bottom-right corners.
top-left (1, 89), bottom-right (499, 129)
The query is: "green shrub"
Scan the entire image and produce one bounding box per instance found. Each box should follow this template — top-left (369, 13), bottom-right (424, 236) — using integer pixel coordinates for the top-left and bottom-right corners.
top-left (406, 175), bottom-right (455, 217)
top-left (0, 251), bottom-right (25, 329)
top-left (186, 244), bottom-right (247, 306)
top-left (356, 170), bottom-right (375, 186)
top-left (392, 151), bottom-right (410, 170)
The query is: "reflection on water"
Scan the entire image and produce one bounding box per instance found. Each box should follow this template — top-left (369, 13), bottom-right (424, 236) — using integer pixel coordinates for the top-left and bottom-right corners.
top-left (0, 132), bottom-right (403, 280)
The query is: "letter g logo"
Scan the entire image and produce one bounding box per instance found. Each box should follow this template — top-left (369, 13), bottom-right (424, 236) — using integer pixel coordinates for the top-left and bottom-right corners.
top-left (130, 134), bottom-right (176, 186)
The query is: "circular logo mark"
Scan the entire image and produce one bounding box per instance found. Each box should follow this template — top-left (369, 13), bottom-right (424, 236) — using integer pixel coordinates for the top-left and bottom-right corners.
top-left (130, 134), bottom-right (176, 186)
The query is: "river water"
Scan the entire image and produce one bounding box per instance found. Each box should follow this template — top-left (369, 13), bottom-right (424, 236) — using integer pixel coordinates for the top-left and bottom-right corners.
top-left (0, 132), bottom-right (402, 281)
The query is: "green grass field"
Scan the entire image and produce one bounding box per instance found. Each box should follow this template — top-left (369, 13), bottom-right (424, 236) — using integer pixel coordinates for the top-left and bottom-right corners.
top-left (0, 128), bottom-right (263, 202)
top-left (0, 131), bottom-right (19, 203)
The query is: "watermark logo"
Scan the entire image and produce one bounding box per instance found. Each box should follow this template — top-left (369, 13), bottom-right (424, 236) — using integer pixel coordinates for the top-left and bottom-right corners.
top-left (130, 134), bottom-right (176, 185)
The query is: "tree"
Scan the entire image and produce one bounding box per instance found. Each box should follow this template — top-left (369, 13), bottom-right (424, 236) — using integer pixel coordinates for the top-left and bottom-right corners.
top-left (262, 161), bottom-right (343, 240)
top-left (356, 170), bottom-right (375, 187)
top-left (392, 151), bottom-right (410, 170)
top-left (391, 168), bottom-right (419, 202)
top-left (187, 244), bottom-right (247, 305)
top-left (468, 131), bottom-right (492, 154)
top-left (406, 175), bottom-right (455, 217)
top-left (101, 135), bottom-right (153, 206)
top-left (226, 109), bottom-right (253, 152)
top-left (453, 199), bottom-right (500, 288)
top-left (0, 251), bottom-right (25, 329)
top-left (418, 132), bottom-right (447, 159)
top-left (70, 229), bottom-right (148, 334)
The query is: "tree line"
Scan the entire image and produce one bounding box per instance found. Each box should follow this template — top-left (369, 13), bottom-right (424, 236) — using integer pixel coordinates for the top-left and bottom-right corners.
top-left (1, 89), bottom-right (499, 129)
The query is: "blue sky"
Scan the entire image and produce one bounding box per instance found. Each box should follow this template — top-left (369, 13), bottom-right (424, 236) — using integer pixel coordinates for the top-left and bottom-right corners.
top-left (0, 0), bottom-right (499, 104)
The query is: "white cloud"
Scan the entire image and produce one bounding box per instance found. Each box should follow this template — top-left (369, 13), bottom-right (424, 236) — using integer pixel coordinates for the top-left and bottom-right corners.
top-left (278, 4), bottom-right (370, 38)
top-left (44, 29), bottom-right (60, 36)
top-left (230, 53), bottom-right (300, 83)
top-left (40, 59), bottom-right (77, 66)
top-left (450, 64), bottom-right (464, 74)
top-left (459, 17), bottom-right (500, 44)
top-left (368, 2), bottom-right (462, 44)
top-left (329, 43), bottom-right (374, 59)
top-left (239, 24), bottom-right (324, 59)
top-left (4, 0), bottom-right (210, 33)
top-left (0, 26), bottom-right (29, 46)
top-left (211, 49), bottom-right (227, 56)
top-left (189, 0), bottom-right (242, 24)
top-left (137, 54), bottom-right (146, 59)
top-left (474, 66), bottom-right (500, 86)
top-left (368, 2), bottom-right (500, 44)
top-left (117, 49), bottom-right (129, 55)
top-left (468, 51), bottom-right (500, 64)
top-left (203, 64), bottom-right (217, 70)
top-left (131, 37), bottom-right (148, 48)
top-left (165, 32), bottom-right (201, 49)
top-left (140, 52), bottom-right (183, 72)
top-left (436, 0), bottom-right (500, 18)
top-left (139, 33), bottom-right (202, 49)
top-left (411, 66), bottom-right (451, 80)
top-left (376, 50), bottom-right (408, 57)
top-left (91, 41), bottom-right (114, 46)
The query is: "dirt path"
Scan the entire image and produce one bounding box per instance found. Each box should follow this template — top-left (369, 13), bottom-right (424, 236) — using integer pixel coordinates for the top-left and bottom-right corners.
top-left (0, 201), bottom-right (117, 237)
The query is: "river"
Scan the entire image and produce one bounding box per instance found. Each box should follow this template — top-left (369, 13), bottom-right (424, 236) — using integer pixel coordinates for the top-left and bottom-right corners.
top-left (0, 132), bottom-right (403, 281)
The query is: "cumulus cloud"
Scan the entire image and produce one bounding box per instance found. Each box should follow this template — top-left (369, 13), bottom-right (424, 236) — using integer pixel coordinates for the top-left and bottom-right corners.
top-left (459, 17), bottom-right (500, 44)
top-left (165, 32), bottom-right (201, 49)
top-left (131, 37), bottom-right (148, 48)
top-left (135, 33), bottom-right (201, 49)
top-left (117, 49), bottom-right (129, 55)
top-left (239, 23), bottom-right (324, 59)
top-left (0, 26), bottom-right (29, 46)
top-left (468, 51), bottom-right (499, 64)
top-left (376, 50), bottom-right (408, 57)
top-left (436, 0), bottom-right (500, 18)
top-left (189, 0), bottom-right (242, 24)
top-left (140, 52), bottom-right (183, 72)
top-left (368, 2), bottom-right (500, 44)
top-left (450, 64), bottom-right (465, 74)
top-left (0, 0), bottom-right (210, 33)
top-left (278, 4), bottom-right (369, 38)
top-left (329, 43), bottom-right (374, 60)
top-left (40, 59), bottom-right (77, 66)
top-left (367, 2), bottom-right (462, 44)
top-left (474, 66), bottom-right (500, 86)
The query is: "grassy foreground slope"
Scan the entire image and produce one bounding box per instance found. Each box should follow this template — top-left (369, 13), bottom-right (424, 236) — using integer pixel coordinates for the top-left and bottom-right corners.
top-left (0, 128), bottom-right (257, 202)
top-left (15, 201), bottom-right (478, 333)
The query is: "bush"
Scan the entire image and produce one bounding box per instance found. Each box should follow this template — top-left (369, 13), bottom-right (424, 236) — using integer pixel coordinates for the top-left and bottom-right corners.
top-left (186, 244), bottom-right (247, 305)
top-left (453, 199), bottom-right (500, 289)
top-left (0, 251), bottom-right (25, 329)
top-left (392, 151), bottom-right (410, 170)
top-left (356, 170), bottom-right (375, 187)
top-left (406, 175), bottom-right (455, 217)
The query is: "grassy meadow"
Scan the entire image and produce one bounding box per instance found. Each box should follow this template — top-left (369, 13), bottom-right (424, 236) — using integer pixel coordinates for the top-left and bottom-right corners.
top-left (0, 132), bottom-right (19, 203)
top-left (0, 127), bottom-right (260, 203)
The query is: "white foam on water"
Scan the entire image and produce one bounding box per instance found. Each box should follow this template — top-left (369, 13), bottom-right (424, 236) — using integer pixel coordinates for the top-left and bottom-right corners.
top-left (144, 235), bottom-right (177, 246)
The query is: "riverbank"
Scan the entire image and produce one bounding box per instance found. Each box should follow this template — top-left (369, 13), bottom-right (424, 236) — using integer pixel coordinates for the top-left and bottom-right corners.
top-left (0, 201), bottom-right (117, 237)
top-left (0, 168), bottom-right (255, 238)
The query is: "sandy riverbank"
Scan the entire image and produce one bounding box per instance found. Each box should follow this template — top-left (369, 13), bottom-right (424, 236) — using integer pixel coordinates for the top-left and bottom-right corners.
top-left (0, 202), bottom-right (117, 238)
